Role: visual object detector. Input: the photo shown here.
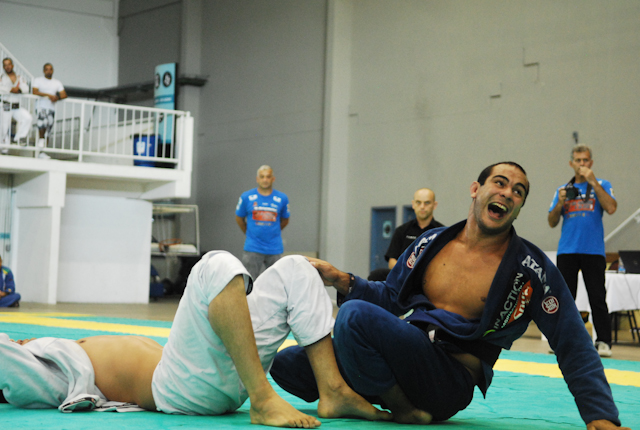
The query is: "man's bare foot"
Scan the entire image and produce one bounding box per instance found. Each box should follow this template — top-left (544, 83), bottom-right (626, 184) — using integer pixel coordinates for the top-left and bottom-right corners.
top-left (250, 391), bottom-right (321, 428)
top-left (380, 383), bottom-right (432, 424)
top-left (317, 385), bottom-right (393, 421)
top-left (392, 407), bottom-right (432, 425)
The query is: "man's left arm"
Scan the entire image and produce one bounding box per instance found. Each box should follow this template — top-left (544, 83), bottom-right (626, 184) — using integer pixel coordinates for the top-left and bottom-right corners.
top-left (581, 167), bottom-right (617, 214)
top-left (280, 218), bottom-right (289, 230)
top-left (532, 259), bottom-right (623, 428)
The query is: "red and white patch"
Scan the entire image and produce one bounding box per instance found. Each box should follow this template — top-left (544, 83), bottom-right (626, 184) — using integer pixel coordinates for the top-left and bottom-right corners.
top-left (541, 296), bottom-right (559, 314)
top-left (406, 252), bottom-right (417, 269)
top-left (507, 282), bottom-right (532, 324)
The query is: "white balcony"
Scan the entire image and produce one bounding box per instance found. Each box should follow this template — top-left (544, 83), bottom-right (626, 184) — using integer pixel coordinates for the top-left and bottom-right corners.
top-left (0, 94), bottom-right (194, 304)
top-left (1, 94), bottom-right (193, 200)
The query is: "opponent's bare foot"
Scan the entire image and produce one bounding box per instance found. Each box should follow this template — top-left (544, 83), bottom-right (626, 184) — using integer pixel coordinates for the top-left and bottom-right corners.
top-left (250, 391), bottom-right (321, 428)
top-left (317, 385), bottom-right (393, 421)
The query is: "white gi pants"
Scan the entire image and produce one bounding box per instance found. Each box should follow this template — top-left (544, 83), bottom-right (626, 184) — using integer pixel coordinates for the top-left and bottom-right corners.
top-left (1, 106), bottom-right (32, 142)
top-left (0, 334), bottom-right (106, 410)
top-left (152, 251), bottom-right (334, 415)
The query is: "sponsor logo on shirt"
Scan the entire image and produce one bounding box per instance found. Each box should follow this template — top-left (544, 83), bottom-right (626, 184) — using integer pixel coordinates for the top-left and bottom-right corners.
top-left (248, 194), bottom-right (258, 201)
top-left (487, 272), bottom-right (532, 333)
top-left (252, 206), bottom-right (277, 222)
top-left (564, 198), bottom-right (595, 214)
top-left (507, 281), bottom-right (532, 324)
top-left (406, 233), bottom-right (437, 269)
top-left (521, 254), bottom-right (547, 285)
top-left (273, 196), bottom-right (282, 203)
top-left (542, 296), bottom-right (559, 314)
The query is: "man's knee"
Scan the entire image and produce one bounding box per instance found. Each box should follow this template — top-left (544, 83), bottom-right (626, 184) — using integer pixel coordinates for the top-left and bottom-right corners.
top-left (275, 254), bottom-right (306, 266)
top-left (195, 251), bottom-right (251, 303)
top-left (334, 300), bottom-right (373, 345)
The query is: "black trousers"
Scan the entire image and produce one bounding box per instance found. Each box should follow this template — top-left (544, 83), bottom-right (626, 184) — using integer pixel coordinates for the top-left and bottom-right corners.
top-left (556, 253), bottom-right (611, 345)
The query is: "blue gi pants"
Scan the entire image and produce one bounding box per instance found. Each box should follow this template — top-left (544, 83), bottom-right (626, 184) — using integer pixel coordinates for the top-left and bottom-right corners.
top-left (271, 299), bottom-right (475, 421)
top-left (0, 292), bottom-right (20, 307)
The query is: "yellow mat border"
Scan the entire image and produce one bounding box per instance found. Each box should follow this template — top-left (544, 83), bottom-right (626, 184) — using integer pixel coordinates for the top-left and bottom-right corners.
top-left (2, 312), bottom-right (639, 387)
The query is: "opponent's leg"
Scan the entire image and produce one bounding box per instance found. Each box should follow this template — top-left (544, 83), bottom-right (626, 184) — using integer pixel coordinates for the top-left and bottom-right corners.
top-left (209, 275), bottom-right (320, 428)
top-left (250, 255), bottom-right (390, 421)
top-left (154, 251), bottom-right (318, 427)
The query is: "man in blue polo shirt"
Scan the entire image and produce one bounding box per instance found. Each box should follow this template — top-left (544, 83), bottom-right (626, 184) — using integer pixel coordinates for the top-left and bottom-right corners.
top-left (235, 165), bottom-right (290, 279)
top-left (548, 144), bottom-right (617, 357)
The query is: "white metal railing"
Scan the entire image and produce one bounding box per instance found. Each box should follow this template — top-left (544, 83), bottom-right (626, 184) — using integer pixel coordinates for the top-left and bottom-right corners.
top-left (605, 207), bottom-right (640, 243)
top-left (0, 94), bottom-right (191, 169)
top-left (0, 42), bottom-right (33, 89)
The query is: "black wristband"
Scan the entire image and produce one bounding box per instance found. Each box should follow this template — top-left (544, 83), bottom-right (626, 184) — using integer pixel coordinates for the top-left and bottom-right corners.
top-left (337, 273), bottom-right (355, 308)
top-left (347, 273), bottom-right (356, 295)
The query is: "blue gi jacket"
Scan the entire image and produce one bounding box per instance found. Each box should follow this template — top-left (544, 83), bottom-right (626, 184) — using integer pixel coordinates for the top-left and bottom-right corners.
top-left (345, 220), bottom-right (619, 426)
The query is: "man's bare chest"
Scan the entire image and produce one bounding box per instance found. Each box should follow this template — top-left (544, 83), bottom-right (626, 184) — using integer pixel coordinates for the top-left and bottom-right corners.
top-left (422, 245), bottom-right (501, 319)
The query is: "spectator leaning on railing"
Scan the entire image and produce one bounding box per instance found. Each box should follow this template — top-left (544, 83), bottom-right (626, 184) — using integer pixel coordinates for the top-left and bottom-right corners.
top-left (32, 63), bottom-right (66, 159)
top-left (0, 57), bottom-right (32, 153)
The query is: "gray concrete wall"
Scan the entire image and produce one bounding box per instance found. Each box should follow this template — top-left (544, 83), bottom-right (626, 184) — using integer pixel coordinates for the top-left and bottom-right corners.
top-left (340, 0), bottom-right (640, 276)
top-left (196, 0), bottom-right (327, 257)
top-left (0, 0), bottom-right (119, 88)
top-left (116, 0), bottom-right (640, 277)
top-left (118, 0), bottom-right (182, 86)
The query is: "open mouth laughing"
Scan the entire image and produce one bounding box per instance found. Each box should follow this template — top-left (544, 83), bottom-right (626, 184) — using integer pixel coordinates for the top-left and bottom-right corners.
top-left (488, 202), bottom-right (508, 219)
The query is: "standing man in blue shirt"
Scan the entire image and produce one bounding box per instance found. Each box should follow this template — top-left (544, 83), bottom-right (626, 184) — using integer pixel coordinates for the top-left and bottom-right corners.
top-left (548, 144), bottom-right (617, 357)
top-left (236, 165), bottom-right (290, 280)
top-left (0, 254), bottom-right (20, 307)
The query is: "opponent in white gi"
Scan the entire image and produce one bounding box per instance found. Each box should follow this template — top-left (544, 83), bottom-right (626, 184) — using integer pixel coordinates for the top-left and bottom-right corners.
top-left (0, 252), bottom-right (390, 427)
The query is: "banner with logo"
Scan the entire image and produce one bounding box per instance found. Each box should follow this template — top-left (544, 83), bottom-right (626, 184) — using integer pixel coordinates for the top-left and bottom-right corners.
top-left (154, 63), bottom-right (177, 145)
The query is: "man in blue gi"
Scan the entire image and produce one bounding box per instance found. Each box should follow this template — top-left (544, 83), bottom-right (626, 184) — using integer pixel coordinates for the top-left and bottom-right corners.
top-left (271, 162), bottom-right (629, 430)
top-left (0, 254), bottom-right (20, 307)
top-left (236, 165), bottom-right (290, 280)
top-left (548, 144), bottom-right (617, 357)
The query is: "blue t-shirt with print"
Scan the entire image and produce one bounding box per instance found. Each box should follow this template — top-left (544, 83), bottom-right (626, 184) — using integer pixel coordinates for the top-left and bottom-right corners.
top-left (236, 188), bottom-right (290, 255)
top-left (549, 178), bottom-right (614, 256)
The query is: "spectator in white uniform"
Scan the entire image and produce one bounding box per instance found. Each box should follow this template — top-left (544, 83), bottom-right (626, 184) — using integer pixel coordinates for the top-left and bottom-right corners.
top-left (32, 63), bottom-right (66, 159)
top-left (0, 58), bottom-right (33, 153)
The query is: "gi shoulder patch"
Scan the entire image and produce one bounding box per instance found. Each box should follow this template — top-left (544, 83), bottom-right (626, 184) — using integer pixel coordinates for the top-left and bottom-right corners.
top-left (542, 296), bottom-right (559, 314)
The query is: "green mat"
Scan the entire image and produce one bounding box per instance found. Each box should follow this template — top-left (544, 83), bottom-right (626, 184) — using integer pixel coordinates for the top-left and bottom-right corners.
top-left (1, 315), bottom-right (638, 430)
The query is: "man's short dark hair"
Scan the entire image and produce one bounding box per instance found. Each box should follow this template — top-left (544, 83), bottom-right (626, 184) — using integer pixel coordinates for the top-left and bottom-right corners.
top-left (477, 161), bottom-right (529, 202)
top-left (43, 63), bottom-right (53, 70)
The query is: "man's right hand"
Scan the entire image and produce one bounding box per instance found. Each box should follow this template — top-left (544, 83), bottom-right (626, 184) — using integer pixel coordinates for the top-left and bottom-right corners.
top-left (557, 187), bottom-right (567, 205)
top-left (548, 187), bottom-right (567, 228)
top-left (306, 257), bottom-right (351, 295)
